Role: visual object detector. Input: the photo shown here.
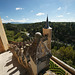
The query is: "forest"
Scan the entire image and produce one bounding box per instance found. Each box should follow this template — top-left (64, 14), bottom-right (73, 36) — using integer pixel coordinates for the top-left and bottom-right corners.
top-left (3, 22), bottom-right (75, 68)
top-left (3, 22), bottom-right (75, 44)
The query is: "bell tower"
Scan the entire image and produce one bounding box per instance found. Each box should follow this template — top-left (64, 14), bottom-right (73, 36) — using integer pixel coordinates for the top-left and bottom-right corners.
top-left (43, 16), bottom-right (52, 50)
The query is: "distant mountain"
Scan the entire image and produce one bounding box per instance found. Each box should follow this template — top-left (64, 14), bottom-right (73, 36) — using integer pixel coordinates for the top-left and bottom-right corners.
top-left (10, 22), bottom-right (31, 24)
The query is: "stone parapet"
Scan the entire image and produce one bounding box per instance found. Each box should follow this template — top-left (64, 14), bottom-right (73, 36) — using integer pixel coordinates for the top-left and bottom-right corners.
top-left (51, 56), bottom-right (75, 75)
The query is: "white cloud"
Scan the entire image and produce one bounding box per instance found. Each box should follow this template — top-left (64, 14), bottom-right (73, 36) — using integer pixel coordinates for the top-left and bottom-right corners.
top-left (10, 19), bottom-right (14, 21)
top-left (56, 15), bottom-right (63, 17)
top-left (32, 19), bottom-right (41, 22)
top-left (2, 18), bottom-right (29, 23)
top-left (31, 10), bottom-right (34, 12)
top-left (16, 8), bottom-right (23, 10)
top-left (66, 12), bottom-right (70, 14)
top-left (6, 16), bottom-right (8, 18)
top-left (50, 18), bottom-right (75, 22)
top-left (51, 17), bottom-right (75, 22)
top-left (36, 13), bottom-right (45, 16)
top-left (1, 19), bottom-right (4, 21)
top-left (57, 7), bottom-right (61, 10)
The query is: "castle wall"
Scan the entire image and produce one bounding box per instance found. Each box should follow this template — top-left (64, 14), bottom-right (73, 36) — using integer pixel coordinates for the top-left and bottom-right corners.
top-left (0, 17), bottom-right (9, 52)
top-left (0, 37), bottom-right (5, 52)
top-left (37, 61), bottom-right (48, 73)
top-left (30, 56), bottom-right (37, 75)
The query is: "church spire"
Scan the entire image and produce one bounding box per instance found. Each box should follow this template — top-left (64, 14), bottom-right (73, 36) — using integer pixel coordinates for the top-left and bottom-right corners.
top-left (45, 15), bottom-right (49, 29)
top-left (44, 15), bottom-right (52, 29)
top-left (46, 15), bottom-right (49, 28)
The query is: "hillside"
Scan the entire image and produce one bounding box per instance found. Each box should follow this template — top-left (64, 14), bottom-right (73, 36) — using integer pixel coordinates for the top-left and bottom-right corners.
top-left (3, 22), bottom-right (75, 44)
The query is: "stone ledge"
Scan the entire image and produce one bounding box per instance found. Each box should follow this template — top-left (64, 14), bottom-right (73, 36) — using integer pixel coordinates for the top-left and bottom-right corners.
top-left (51, 55), bottom-right (75, 75)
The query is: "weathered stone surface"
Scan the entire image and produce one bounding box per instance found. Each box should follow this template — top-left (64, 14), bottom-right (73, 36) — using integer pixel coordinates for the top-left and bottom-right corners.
top-left (9, 31), bottom-right (52, 75)
top-left (0, 17), bottom-right (9, 52)
top-left (0, 51), bottom-right (29, 75)
top-left (44, 70), bottom-right (56, 75)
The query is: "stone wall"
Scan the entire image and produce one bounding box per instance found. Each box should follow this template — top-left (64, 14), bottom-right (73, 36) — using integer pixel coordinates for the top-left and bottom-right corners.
top-left (0, 37), bottom-right (4, 53)
top-left (0, 17), bottom-right (9, 52)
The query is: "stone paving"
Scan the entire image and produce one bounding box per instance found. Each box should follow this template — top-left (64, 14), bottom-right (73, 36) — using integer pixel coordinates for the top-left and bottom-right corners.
top-left (0, 51), bottom-right (27, 75)
top-left (44, 70), bottom-right (56, 75)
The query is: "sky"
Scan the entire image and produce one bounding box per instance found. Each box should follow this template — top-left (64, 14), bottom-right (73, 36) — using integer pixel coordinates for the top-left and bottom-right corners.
top-left (0, 0), bottom-right (75, 23)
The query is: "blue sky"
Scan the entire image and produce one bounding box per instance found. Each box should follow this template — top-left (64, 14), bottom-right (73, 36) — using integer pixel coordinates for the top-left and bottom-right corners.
top-left (0, 0), bottom-right (75, 23)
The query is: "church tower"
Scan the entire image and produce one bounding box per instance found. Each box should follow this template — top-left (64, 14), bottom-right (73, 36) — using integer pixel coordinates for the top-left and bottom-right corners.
top-left (43, 16), bottom-right (52, 50)
top-left (0, 17), bottom-right (9, 53)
